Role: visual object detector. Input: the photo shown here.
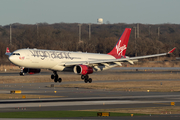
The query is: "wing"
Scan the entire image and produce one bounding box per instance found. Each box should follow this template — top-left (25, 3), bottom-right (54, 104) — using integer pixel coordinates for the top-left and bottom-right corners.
top-left (62, 47), bottom-right (176, 67)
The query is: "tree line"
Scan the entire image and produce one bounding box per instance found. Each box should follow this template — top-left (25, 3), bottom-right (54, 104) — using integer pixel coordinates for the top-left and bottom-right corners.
top-left (0, 23), bottom-right (179, 64)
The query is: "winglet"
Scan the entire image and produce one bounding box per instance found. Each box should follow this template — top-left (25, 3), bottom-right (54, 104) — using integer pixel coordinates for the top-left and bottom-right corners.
top-left (5, 47), bottom-right (11, 56)
top-left (168, 47), bottom-right (176, 54)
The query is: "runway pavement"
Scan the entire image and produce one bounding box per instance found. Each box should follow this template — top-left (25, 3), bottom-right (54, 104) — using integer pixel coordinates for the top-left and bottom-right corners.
top-left (0, 68), bottom-right (180, 119)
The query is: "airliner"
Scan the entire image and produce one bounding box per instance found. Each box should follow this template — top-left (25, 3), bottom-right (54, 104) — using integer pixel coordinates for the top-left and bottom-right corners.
top-left (5, 28), bottom-right (176, 83)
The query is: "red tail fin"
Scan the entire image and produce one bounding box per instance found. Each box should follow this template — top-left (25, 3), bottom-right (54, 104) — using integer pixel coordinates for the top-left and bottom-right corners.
top-left (108, 28), bottom-right (131, 59)
top-left (5, 47), bottom-right (11, 56)
top-left (6, 47), bottom-right (10, 53)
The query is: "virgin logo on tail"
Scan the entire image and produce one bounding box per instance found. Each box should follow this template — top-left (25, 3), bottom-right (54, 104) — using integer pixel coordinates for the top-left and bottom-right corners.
top-left (108, 28), bottom-right (131, 59)
top-left (115, 40), bottom-right (127, 56)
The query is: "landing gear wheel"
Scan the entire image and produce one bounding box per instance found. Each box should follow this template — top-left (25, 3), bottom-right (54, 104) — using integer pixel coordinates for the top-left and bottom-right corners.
top-left (58, 78), bottom-right (62, 83)
top-left (19, 67), bottom-right (24, 76)
top-left (81, 75), bottom-right (85, 80)
top-left (54, 76), bottom-right (58, 82)
top-left (54, 79), bottom-right (57, 83)
top-left (19, 72), bottom-right (24, 76)
top-left (51, 74), bottom-right (55, 79)
top-left (88, 78), bottom-right (92, 83)
top-left (84, 79), bottom-right (88, 83)
top-left (82, 74), bottom-right (92, 83)
top-left (84, 75), bottom-right (89, 80)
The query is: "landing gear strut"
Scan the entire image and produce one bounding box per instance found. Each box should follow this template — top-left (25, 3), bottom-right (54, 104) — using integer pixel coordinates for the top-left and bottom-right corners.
top-left (19, 67), bottom-right (24, 76)
top-left (81, 74), bottom-right (92, 83)
top-left (51, 71), bottom-right (62, 83)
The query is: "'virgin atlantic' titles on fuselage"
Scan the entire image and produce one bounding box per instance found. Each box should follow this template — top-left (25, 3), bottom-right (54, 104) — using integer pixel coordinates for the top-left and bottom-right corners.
top-left (29, 50), bottom-right (74, 60)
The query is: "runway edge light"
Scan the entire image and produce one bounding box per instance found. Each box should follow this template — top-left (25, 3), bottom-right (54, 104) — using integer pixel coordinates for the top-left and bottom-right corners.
top-left (22, 95), bottom-right (26, 99)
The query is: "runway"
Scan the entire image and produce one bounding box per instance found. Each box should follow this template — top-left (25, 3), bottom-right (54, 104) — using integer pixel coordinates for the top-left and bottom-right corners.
top-left (0, 68), bottom-right (180, 119)
top-left (1, 81), bottom-right (180, 111)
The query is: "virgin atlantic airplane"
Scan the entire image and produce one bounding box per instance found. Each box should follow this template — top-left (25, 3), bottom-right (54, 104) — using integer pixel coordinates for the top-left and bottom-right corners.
top-left (5, 28), bottom-right (176, 83)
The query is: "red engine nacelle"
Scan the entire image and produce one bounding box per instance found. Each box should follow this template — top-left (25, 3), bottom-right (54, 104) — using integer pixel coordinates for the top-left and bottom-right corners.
top-left (23, 68), bottom-right (41, 75)
top-left (73, 65), bottom-right (93, 75)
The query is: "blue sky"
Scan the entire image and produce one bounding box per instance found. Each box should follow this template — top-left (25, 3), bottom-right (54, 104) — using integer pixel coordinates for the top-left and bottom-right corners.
top-left (0, 0), bottom-right (180, 26)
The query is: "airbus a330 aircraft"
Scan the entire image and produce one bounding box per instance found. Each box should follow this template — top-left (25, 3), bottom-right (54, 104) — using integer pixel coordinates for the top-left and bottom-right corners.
top-left (5, 28), bottom-right (176, 83)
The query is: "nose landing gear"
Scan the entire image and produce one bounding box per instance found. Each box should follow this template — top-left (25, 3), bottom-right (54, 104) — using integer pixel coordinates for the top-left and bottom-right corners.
top-left (19, 67), bottom-right (24, 76)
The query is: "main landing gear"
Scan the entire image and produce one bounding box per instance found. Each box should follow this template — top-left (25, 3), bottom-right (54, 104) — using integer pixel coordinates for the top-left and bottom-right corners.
top-left (51, 71), bottom-right (62, 83)
top-left (81, 74), bottom-right (92, 83)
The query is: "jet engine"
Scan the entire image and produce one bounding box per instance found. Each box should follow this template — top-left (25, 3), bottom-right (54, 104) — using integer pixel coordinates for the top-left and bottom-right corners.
top-left (73, 65), bottom-right (93, 75)
top-left (23, 68), bottom-right (41, 74)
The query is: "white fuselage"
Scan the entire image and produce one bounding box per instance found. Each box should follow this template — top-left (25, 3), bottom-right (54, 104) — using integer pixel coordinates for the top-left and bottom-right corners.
top-left (9, 49), bottom-right (116, 72)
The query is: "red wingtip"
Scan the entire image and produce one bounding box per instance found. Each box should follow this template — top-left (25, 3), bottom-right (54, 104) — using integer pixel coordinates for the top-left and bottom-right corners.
top-left (6, 47), bottom-right (10, 53)
top-left (168, 47), bottom-right (176, 54)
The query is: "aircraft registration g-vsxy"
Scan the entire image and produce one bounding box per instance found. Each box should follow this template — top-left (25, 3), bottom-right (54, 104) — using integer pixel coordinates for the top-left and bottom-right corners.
top-left (5, 28), bottom-right (176, 83)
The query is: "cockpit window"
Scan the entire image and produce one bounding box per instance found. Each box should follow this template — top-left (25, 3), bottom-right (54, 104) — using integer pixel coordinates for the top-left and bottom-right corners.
top-left (12, 53), bottom-right (20, 55)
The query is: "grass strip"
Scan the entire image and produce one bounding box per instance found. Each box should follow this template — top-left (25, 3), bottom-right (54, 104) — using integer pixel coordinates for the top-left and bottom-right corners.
top-left (0, 111), bottom-right (146, 118)
top-left (83, 106), bottom-right (180, 114)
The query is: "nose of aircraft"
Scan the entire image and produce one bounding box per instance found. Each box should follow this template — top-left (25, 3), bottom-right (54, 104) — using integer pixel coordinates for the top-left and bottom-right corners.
top-left (8, 55), bottom-right (15, 63)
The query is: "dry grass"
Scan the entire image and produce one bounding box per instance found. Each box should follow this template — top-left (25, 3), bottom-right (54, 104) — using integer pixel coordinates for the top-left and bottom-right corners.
top-left (0, 75), bottom-right (52, 84)
top-left (1, 68), bottom-right (180, 92)
top-left (0, 74), bottom-right (83, 84)
top-left (0, 72), bottom-right (180, 84)
top-left (1, 73), bottom-right (180, 92)
top-left (0, 65), bottom-right (19, 72)
top-left (130, 61), bottom-right (180, 67)
top-left (0, 94), bottom-right (62, 99)
top-left (59, 80), bottom-right (180, 92)
top-left (81, 106), bottom-right (180, 114)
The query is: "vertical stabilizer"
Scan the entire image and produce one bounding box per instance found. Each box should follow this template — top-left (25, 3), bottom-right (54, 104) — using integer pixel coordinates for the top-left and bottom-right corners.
top-left (108, 28), bottom-right (131, 59)
top-left (5, 47), bottom-right (11, 56)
